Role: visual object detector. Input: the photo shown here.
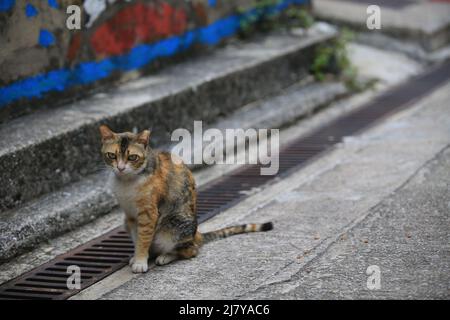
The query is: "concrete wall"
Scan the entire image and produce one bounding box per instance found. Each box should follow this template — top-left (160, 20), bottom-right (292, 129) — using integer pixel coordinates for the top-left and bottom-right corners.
top-left (0, 0), bottom-right (308, 121)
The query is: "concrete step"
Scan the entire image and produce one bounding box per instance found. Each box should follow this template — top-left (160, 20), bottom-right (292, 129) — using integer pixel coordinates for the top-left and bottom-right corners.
top-left (0, 25), bottom-right (336, 213)
top-left (0, 78), bottom-right (348, 263)
top-left (0, 174), bottom-right (113, 264)
top-left (313, 0), bottom-right (450, 52)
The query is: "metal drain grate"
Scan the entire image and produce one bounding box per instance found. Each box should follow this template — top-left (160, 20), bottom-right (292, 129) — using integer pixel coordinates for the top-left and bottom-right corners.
top-left (0, 230), bottom-right (132, 300)
top-left (1, 61), bottom-right (449, 300)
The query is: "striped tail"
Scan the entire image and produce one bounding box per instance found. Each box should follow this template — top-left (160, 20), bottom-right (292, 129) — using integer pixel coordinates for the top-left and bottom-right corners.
top-left (202, 222), bottom-right (273, 244)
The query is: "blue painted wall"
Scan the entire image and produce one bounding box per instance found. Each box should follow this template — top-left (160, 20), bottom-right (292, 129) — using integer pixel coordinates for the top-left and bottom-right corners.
top-left (0, 0), bottom-right (309, 109)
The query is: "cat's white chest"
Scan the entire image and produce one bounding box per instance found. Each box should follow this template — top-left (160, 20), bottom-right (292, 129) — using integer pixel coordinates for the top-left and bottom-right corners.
top-left (111, 176), bottom-right (146, 218)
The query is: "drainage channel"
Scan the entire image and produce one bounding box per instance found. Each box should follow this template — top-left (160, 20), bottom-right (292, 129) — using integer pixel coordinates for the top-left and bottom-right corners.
top-left (1, 61), bottom-right (449, 300)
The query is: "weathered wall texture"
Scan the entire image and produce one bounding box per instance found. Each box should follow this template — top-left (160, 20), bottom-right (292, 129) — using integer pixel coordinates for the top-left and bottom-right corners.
top-left (0, 0), bottom-right (308, 120)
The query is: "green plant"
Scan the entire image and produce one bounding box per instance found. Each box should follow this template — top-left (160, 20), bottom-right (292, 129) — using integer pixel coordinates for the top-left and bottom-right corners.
top-left (311, 28), bottom-right (359, 90)
top-left (238, 8), bottom-right (259, 38)
top-left (286, 7), bottom-right (315, 29)
top-left (237, 0), bottom-right (283, 38)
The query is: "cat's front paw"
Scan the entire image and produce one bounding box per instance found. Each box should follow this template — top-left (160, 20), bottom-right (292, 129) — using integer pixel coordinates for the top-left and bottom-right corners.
top-left (129, 256), bottom-right (135, 266)
top-left (131, 259), bottom-right (148, 273)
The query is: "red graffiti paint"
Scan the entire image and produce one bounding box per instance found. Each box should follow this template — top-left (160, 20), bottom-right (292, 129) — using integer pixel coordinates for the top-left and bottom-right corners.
top-left (90, 2), bottom-right (188, 58)
top-left (67, 33), bottom-right (81, 61)
top-left (193, 2), bottom-right (208, 26)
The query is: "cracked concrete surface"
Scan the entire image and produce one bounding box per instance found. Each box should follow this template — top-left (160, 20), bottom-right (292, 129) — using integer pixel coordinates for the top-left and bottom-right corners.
top-left (247, 145), bottom-right (450, 299)
top-left (72, 79), bottom-right (450, 300)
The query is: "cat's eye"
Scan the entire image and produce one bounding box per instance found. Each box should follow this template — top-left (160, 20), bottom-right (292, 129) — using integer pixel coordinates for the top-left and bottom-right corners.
top-left (128, 154), bottom-right (139, 161)
top-left (106, 152), bottom-right (116, 160)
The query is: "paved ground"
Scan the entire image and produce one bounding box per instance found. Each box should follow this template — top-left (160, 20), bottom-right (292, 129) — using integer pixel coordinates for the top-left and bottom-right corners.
top-left (72, 78), bottom-right (450, 300)
top-left (248, 143), bottom-right (450, 299)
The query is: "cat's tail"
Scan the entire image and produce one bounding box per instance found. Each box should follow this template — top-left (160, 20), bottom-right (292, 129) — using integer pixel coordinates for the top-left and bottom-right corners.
top-left (201, 222), bottom-right (273, 244)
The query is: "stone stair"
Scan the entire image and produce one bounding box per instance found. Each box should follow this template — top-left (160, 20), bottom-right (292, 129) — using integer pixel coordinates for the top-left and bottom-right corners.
top-left (313, 0), bottom-right (450, 57)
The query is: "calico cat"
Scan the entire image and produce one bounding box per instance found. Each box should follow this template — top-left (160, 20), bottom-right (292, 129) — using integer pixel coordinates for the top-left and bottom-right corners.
top-left (99, 125), bottom-right (273, 273)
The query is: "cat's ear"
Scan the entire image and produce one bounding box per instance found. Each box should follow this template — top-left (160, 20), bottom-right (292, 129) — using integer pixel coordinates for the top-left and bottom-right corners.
top-left (99, 125), bottom-right (116, 142)
top-left (136, 130), bottom-right (151, 146)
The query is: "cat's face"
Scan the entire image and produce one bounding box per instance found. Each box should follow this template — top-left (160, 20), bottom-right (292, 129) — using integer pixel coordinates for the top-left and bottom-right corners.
top-left (99, 125), bottom-right (150, 178)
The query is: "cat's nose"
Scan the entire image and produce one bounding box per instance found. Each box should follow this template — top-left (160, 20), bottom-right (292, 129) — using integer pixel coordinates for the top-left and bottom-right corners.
top-left (118, 167), bottom-right (125, 172)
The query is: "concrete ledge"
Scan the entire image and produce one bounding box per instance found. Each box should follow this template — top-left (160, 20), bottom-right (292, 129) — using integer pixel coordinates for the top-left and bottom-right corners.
top-left (0, 174), bottom-right (114, 264)
top-left (313, 0), bottom-right (450, 52)
top-left (0, 27), bottom-right (336, 212)
top-left (0, 77), bottom-right (347, 263)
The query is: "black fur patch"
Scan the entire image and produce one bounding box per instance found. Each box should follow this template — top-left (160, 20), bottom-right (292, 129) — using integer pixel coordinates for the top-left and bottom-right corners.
top-left (175, 240), bottom-right (195, 250)
top-left (260, 222), bottom-right (274, 231)
top-left (120, 136), bottom-right (129, 154)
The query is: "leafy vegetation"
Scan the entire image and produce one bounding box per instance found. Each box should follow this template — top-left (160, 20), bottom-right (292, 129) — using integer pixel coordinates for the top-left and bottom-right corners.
top-left (238, 0), bottom-right (281, 38)
top-left (236, 3), bottom-right (360, 90)
top-left (311, 28), bottom-right (360, 90)
top-left (285, 7), bottom-right (315, 29)
top-left (238, 1), bottom-right (316, 38)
